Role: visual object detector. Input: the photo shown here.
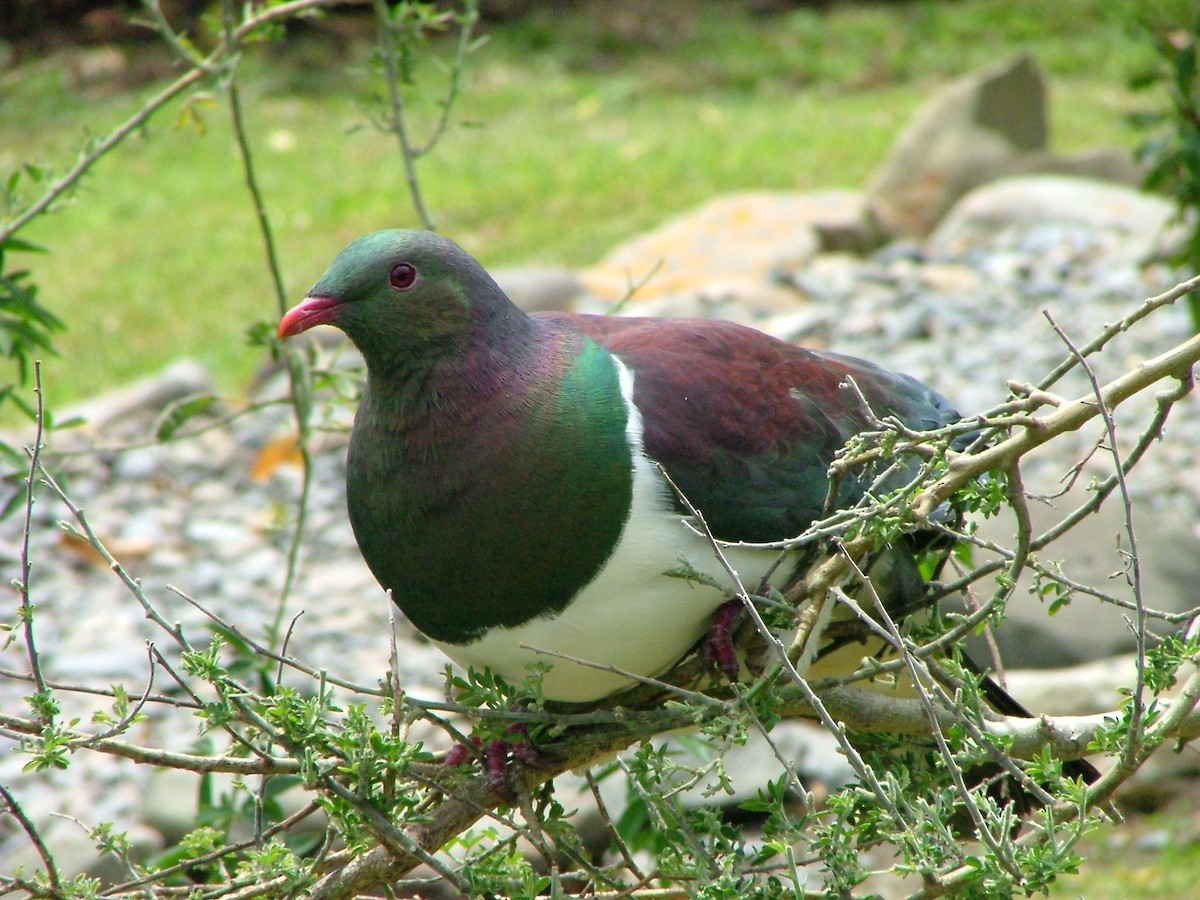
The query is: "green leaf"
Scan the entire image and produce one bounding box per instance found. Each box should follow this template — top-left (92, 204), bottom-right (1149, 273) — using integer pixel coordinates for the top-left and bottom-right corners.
top-left (1176, 42), bottom-right (1196, 82)
top-left (153, 393), bottom-right (217, 441)
top-left (48, 415), bottom-right (86, 431)
top-left (0, 235), bottom-right (47, 255)
top-left (1128, 69), bottom-right (1164, 91)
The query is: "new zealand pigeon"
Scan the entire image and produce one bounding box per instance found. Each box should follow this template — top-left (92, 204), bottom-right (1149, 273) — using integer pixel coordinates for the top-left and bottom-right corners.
top-left (278, 229), bottom-right (966, 704)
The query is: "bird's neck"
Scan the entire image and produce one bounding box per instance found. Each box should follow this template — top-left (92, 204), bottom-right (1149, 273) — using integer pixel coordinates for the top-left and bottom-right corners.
top-left (358, 299), bottom-right (539, 411)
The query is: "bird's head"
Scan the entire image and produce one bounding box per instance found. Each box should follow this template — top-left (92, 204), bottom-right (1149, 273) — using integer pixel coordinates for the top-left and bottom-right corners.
top-left (278, 229), bottom-right (518, 367)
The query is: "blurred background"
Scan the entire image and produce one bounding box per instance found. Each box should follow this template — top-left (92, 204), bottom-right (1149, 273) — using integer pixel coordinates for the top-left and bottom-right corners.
top-left (4, 4), bottom-right (1200, 894)
top-left (0, 0), bottom-right (1185, 408)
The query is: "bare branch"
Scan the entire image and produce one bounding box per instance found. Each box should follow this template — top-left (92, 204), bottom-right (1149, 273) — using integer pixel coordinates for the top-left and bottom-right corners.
top-left (16, 362), bottom-right (51, 714)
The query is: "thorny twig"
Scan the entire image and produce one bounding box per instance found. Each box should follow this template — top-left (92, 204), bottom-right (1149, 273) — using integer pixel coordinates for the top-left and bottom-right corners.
top-left (369, 0), bottom-right (481, 229)
top-left (844, 571), bottom-right (1023, 880)
top-left (653, 464), bottom-right (915, 831)
top-left (206, 0), bottom-right (319, 654)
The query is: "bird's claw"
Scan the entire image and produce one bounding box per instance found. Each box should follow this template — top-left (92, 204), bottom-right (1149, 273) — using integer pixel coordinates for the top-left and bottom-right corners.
top-left (445, 723), bottom-right (547, 793)
top-left (703, 598), bottom-right (745, 682)
top-left (484, 739), bottom-right (512, 790)
top-left (445, 735), bottom-right (483, 768)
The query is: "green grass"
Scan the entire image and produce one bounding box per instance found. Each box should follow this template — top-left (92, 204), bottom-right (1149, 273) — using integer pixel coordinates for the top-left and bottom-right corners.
top-left (0, 0), bottom-right (1179, 410)
top-left (1051, 805), bottom-right (1200, 898)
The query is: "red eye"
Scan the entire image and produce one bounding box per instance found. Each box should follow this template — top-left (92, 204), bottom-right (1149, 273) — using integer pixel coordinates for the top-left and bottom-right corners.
top-left (389, 263), bottom-right (417, 290)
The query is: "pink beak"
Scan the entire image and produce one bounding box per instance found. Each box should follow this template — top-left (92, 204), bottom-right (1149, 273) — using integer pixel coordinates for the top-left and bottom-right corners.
top-left (278, 295), bottom-right (345, 339)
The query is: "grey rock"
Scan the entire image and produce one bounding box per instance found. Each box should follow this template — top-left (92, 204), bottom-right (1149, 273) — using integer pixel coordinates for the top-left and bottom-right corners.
top-left (119, 510), bottom-right (168, 546)
top-left (881, 300), bottom-right (936, 343)
top-left (962, 486), bottom-right (1200, 669)
top-left (867, 54), bottom-right (1047, 238)
top-left (761, 306), bottom-right (838, 344)
top-left (916, 261), bottom-right (983, 294)
top-left (238, 546), bottom-right (282, 585)
top-left (1005, 654), bottom-right (1139, 716)
top-left (667, 724), bottom-right (853, 806)
top-left (1133, 828), bottom-right (1174, 852)
top-left (797, 189), bottom-right (882, 254)
top-left (141, 767), bottom-right (326, 846)
top-left (184, 518), bottom-right (258, 556)
top-left (1008, 146), bottom-right (1142, 187)
top-left (182, 558), bottom-right (229, 594)
top-left (52, 634), bottom-right (147, 681)
top-left (610, 279), bottom-right (805, 325)
top-left (926, 175), bottom-right (1178, 266)
top-left (112, 446), bottom-right (165, 481)
top-left (791, 251), bottom-right (874, 299)
top-left (137, 765), bottom-right (203, 838)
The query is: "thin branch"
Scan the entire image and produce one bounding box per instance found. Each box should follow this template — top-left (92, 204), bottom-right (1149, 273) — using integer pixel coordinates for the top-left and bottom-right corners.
top-left (224, 74), bottom-right (287, 315)
top-left (372, 0), bottom-right (440, 228)
top-left (1036, 270), bottom-right (1200, 391)
top-left (304, 670), bottom-right (1200, 899)
top-left (911, 326), bottom-right (1200, 522)
top-left (140, 0), bottom-right (207, 68)
top-left (17, 361), bottom-right (51, 714)
top-left (0, 666), bottom-right (199, 709)
top-left (0, 711), bottom-right (297, 774)
top-left (74, 645), bottom-right (158, 748)
top-left (843, 558), bottom-right (1019, 879)
top-left (653, 463), bottom-right (914, 831)
top-left (1043, 309), bottom-right (1149, 769)
top-left (413, 1), bottom-right (482, 157)
top-left (586, 771), bottom-right (646, 881)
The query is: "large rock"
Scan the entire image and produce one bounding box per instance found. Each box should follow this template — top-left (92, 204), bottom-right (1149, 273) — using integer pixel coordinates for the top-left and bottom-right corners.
top-left (580, 191), bottom-right (824, 320)
top-left (926, 174), bottom-right (1180, 265)
top-left (142, 767), bottom-right (328, 845)
top-left (867, 54), bottom-right (1048, 238)
top-left (1005, 654), bottom-right (1142, 717)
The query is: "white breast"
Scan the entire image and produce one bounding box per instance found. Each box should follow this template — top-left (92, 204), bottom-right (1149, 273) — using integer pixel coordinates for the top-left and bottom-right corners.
top-left (433, 358), bottom-right (792, 702)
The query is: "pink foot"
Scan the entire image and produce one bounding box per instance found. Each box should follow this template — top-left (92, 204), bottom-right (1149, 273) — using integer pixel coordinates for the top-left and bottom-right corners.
top-left (445, 735), bottom-right (482, 768)
top-left (447, 724), bottom-right (547, 791)
top-left (704, 598), bottom-right (745, 681)
top-left (485, 739), bottom-right (511, 789)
